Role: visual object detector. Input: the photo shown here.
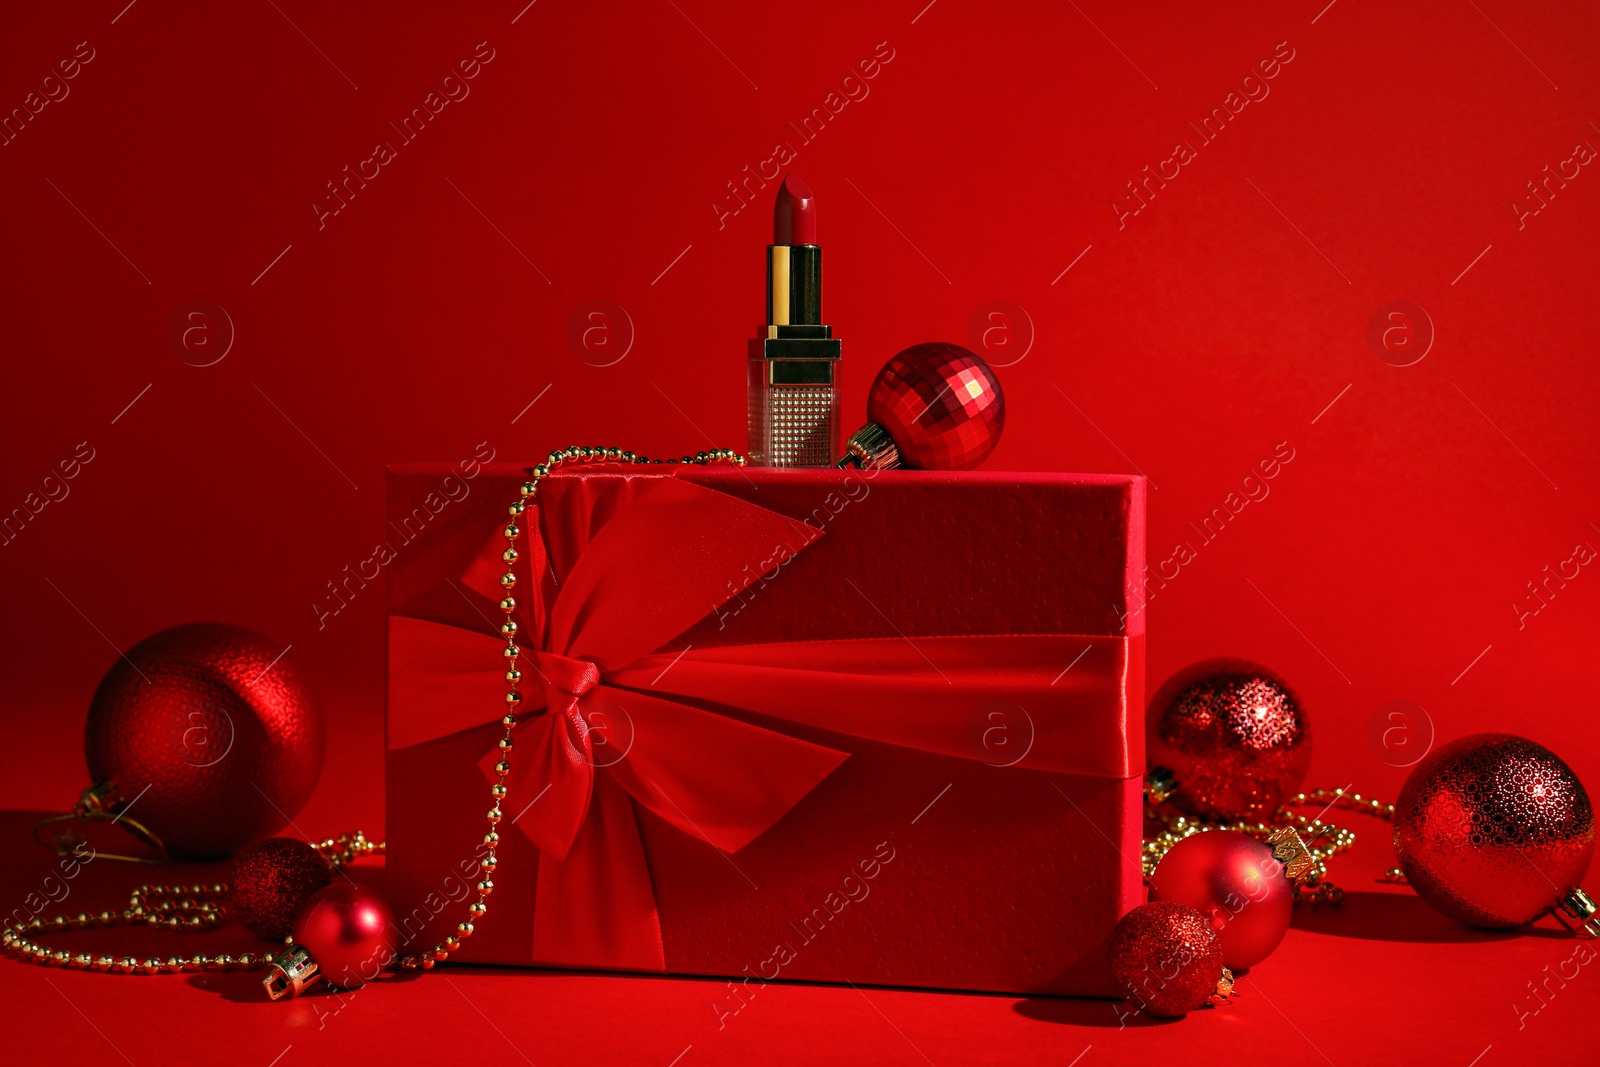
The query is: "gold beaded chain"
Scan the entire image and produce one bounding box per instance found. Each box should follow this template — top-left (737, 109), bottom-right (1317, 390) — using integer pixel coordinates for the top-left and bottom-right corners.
top-left (1143, 787), bottom-right (1397, 904)
top-left (311, 830), bottom-right (384, 869)
top-left (393, 445), bottom-right (747, 975)
top-left (2, 446), bottom-right (745, 984)
top-left (1, 832), bottom-right (384, 975)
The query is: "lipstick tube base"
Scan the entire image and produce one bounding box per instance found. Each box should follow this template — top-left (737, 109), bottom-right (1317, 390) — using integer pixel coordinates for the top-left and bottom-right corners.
top-left (747, 340), bottom-right (840, 468)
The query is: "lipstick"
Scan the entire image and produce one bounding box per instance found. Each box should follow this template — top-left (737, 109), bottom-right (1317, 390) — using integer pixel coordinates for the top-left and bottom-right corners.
top-left (774, 176), bottom-right (817, 245)
top-left (747, 173), bottom-right (841, 468)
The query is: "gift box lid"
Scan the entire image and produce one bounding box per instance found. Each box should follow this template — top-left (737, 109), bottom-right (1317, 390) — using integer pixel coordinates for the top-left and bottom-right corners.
top-left (386, 465), bottom-right (1146, 647)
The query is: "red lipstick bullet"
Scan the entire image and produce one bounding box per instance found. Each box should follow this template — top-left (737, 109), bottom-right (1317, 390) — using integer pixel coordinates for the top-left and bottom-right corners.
top-left (774, 173), bottom-right (817, 246)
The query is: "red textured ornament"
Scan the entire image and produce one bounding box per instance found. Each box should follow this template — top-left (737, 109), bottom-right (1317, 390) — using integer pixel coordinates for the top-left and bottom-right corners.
top-left (1148, 660), bottom-right (1311, 820)
top-left (1108, 901), bottom-right (1226, 1018)
top-left (1395, 733), bottom-right (1595, 929)
top-left (864, 342), bottom-right (1005, 470)
top-left (85, 623), bottom-right (325, 858)
top-left (1149, 831), bottom-right (1293, 970)
top-left (292, 883), bottom-right (398, 990)
top-left (231, 838), bottom-right (334, 940)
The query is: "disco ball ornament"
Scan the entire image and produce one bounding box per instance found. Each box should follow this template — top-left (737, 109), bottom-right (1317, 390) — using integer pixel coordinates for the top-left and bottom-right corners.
top-left (84, 623), bottom-right (325, 858)
top-left (1147, 660), bottom-right (1311, 821)
top-left (837, 342), bottom-right (1005, 471)
top-left (1107, 901), bottom-right (1228, 1018)
top-left (1394, 734), bottom-right (1597, 933)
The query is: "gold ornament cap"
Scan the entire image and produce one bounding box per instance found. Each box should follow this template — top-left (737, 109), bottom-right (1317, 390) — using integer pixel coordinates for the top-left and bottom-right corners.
top-left (263, 945), bottom-right (320, 1000)
top-left (32, 781), bottom-right (169, 864)
top-left (836, 423), bottom-right (899, 471)
top-left (1266, 826), bottom-right (1316, 882)
top-left (1144, 767), bottom-right (1177, 805)
top-left (1554, 887), bottom-right (1600, 938)
top-left (76, 781), bottom-right (124, 815)
top-left (1208, 966), bottom-right (1237, 1006)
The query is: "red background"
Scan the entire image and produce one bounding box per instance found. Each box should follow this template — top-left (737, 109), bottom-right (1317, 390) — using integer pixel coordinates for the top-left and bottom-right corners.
top-left (2, 0), bottom-right (1597, 1062)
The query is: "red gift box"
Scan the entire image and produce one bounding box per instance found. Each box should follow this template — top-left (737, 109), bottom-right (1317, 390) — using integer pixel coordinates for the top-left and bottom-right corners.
top-left (385, 463), bottom-right (1145, 996)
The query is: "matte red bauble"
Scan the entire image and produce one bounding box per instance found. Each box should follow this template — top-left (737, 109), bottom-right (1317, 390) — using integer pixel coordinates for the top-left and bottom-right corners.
top-left (1147, 660), bottom-right (1310, 820)
top-left (840, 342), bottom-right (1005, 470)
top-left (231, 838), bottom-right (334, 940)
top-left (1149, 831), bottom-right (1292, 970)
top-left (1394, 734), bottom-right (1595, 929)
top-left (85, 623), bottom-right (325, 858)
top-left (292, 883), bottom-right (397, 990)
top-left (1108, 901), bottom-right (1225, 1018)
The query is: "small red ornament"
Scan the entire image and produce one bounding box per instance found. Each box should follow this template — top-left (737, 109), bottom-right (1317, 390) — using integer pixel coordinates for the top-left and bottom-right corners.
top-left (84, 622), bottom-right (325, 858)
top-left (1108, 901), bottom-right (1227, 1018)
top-left (1395, 733), bottom-right (1596, 931)
top-left (1147, 659), bottom-right (1311, 820)
top-left (1149, 830), bottom-right (1293, 970)
top-left (290, 883), bottom-right (397, 990)
top-left (838, 342), bottom-right (1005, 470)
top-left (230, 838), bottom-right (334, 940)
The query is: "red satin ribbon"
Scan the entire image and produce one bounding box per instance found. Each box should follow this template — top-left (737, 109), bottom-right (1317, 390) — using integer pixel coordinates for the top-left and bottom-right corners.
top-left (387, 475), bottom-right (1134, 970)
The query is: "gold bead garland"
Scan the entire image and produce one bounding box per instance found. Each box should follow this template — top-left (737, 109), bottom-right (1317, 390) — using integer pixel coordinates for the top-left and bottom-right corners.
top-left (1, 833), bottom-right (383, 975)
top-left (310, 829), bottom-right (384, 869)
top-left (1143, 787), bottom-right (1397, 904)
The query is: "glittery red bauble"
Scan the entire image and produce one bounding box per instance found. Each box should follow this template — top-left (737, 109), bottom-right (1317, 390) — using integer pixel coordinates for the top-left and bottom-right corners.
top-left (1148, 660), bottom-right (1311, 820)
top-left (1394, 733), bottom-right (1594, 929)
top-left (867, 342), bottom-right (1005, 470)
top-left (293, 883), bottom-right (398, 990)
top-left (1149, 831), bottom-right (1292, 970)
top-left (1108, 901), bottom-right (1225, 1018)
top-left (230, 838), bottom-right (334, 940)
top-left (85, 623), bottom-right (325, 859)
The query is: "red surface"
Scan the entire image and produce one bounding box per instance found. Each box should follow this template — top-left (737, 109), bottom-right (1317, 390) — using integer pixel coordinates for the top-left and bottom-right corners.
top-left (2, 0), bottom-right (1597, 1062)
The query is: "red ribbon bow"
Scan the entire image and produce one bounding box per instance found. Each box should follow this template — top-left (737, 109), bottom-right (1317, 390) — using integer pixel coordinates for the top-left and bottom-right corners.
top-left (388, 474), bottom-right (1134, 970)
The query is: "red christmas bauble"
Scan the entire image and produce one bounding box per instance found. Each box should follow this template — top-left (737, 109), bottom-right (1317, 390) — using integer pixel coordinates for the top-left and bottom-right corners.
top-left (1149, 831), bottom-right (1292, 970)
top-left (293, 883), bottom-right (397, 990)
top-left (1394, 733), bottom-right (1594, 929)
top-left (231, 838), bottom-right (334, 940)
top-left (867, 342), bottom-right (1005, 470)
top-left (1148, 660), bottom-right (1311, 820)
top-left (1108, 901), bottom-right (1225, 1018)
top-left (85, 623), bottom-right (325, 858)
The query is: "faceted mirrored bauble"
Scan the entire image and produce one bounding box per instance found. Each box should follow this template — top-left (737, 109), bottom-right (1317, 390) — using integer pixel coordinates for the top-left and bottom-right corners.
top-left (866, 342), bottom-right (1005, 470)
